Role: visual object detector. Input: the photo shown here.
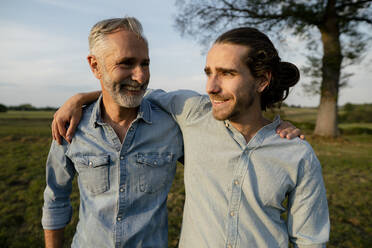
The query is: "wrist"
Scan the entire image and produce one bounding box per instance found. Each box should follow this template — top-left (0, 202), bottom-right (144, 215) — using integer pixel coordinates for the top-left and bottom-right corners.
top-left (72, 93), bottom-right (85, 107)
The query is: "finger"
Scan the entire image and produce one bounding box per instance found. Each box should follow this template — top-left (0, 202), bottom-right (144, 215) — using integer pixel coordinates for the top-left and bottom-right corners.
top-left (52, 120), bottom-right (62, 145)
top-left (279, 130), bottom-right (288, 138)
top-left (51, 121), bottom-right (56, 141)
top-left (286, 128), bottom-right (301, 140)
top-left (56, 118), bottom-right (67, 140)
top-left (66, 118), bottom-right (79, 143)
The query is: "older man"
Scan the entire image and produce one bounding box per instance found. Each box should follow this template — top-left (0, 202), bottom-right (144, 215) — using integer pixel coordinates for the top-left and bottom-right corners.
top-left (42, 17), bottom-right (183, 247)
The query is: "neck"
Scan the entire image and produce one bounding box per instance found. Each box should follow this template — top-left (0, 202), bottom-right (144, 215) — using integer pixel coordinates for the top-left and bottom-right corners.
top-left (101, 93), bottom-right (139, 143)
top-left (229, 107), bottom-right (270, 143)
top-left (101, 94), bottom-right (138, 123)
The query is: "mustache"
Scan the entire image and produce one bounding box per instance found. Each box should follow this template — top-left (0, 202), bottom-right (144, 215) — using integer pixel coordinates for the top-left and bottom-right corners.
top-left (209, 93), bottom-right (230, 101)
top-left (119, 79), bottom-right (148, 90)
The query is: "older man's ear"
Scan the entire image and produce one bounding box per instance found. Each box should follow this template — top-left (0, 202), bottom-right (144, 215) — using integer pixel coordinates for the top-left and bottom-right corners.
top-left (87, 55), bottom-right (102, 80)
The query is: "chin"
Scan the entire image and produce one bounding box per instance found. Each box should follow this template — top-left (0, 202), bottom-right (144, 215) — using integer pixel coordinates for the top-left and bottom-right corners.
top-left (115, 94), bottom-right (144, 108)
top-left (212, 109), bottom-right (232, 121)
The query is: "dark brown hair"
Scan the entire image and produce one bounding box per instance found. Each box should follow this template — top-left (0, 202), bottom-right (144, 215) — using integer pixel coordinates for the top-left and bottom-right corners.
top-left (215, 27), bottom-right (300, 110)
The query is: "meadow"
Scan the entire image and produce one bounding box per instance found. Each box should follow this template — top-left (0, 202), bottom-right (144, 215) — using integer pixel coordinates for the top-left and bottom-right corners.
top-left (0, 109), bottom-right (371, 247)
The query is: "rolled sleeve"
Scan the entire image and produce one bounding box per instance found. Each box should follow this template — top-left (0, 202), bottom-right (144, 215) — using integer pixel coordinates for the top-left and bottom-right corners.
top-left (41, 140), bottom-right (75, 230)
top-left (42, 204), bottom-right (72, 230)
top-left (288, 150), bottom-right (330, 246)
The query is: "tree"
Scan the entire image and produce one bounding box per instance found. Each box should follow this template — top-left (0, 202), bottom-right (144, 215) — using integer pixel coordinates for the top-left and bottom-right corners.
top-left (174, 0), bottom-right (372, 137)
top-left (0, 103), bottom-right (7, 112)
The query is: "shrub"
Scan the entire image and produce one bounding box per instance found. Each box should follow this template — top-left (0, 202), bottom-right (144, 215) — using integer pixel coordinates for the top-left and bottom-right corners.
top-left (0, 103), bottom-right (7, 112)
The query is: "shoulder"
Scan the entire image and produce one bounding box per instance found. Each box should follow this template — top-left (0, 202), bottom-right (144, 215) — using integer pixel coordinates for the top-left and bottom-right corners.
top-left (146, 88), bottom-right (208, 103)
top-left (145, 89), bottom-right (211, 121)
top-left (257, 131), bottom-right (321, 172)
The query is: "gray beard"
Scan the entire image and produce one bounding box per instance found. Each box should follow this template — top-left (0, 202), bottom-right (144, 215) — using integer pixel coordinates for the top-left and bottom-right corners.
top-left (102, 75), bottom-right (147, 108)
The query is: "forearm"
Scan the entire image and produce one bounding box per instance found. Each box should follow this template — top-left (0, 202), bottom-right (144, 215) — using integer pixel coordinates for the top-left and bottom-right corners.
top-left (73, 90), bottom-right (101, 106)
top-left (44, 228), bottom-right (64, 248)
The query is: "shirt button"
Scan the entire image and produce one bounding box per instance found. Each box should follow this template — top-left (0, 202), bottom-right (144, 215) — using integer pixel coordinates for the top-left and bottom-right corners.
top-left (225, 121), bottom-right (229, 127)
top-left (117, 216), bottom-right (122, 221)
top-left (120, 187), bottom-right (124, 192)
top-left (154, 161), bottom-right (158, 165)
top-left (230, 211), bottom-right (235, 217)
top-left (88, 161), bottom-right (93, 166)
top-left (234, 180), bottom-right (239, 185)
top-left (120, 156), bottom-right (124, 160)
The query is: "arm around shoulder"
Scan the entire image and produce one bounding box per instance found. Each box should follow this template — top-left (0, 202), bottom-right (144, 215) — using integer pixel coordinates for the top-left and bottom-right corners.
top-left (146, 89), bottom-right (208, 124)
top-left (52, 91), bottom-right (101, 144)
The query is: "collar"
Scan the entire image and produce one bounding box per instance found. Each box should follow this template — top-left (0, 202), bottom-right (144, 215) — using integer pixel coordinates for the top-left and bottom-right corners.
top-left (224, 115), bottom-right (281, 150)
top-left (89, 95), bottom-right (152, 128)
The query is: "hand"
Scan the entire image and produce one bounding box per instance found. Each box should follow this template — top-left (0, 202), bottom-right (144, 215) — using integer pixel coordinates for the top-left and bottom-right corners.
top-left (276, 121), bottom-right (305, 140)
top-left (52, 94), bottom-right (83, 145)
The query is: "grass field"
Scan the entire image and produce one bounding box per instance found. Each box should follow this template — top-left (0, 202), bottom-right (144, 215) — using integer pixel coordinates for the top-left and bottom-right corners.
top-left (0, 110), bottom-right (371, 247)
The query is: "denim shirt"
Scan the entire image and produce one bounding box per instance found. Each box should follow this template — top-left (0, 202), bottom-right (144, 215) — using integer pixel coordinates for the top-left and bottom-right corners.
top-left (146, 89), bottom-right (330, 248)
top-left (42, 95), bottom-right (183, 248)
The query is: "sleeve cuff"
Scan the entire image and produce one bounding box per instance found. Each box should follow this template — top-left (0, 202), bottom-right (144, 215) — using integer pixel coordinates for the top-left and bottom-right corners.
top-left (42, 205), bottom-right (72, 230)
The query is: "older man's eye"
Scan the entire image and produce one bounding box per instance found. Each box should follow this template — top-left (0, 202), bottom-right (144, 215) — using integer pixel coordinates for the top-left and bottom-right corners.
top-left (141, 61), bottom-right (150, 67)
top-left (118, 58), bottom-right (135, 67)
top-left (120, 61), bottom-right (132, 67)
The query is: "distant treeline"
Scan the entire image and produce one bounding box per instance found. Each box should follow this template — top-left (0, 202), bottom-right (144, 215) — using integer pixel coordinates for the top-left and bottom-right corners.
top-left (339, 103), bottom-right (372, 123)
top-left (1, 102), bottom-right (371, 123)
top-left (0, 103), bottom-right (57, 112)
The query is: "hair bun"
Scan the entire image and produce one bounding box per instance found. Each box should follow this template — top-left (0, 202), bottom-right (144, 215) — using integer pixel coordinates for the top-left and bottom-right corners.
top-left (277, 62), bottom-right (300, 88)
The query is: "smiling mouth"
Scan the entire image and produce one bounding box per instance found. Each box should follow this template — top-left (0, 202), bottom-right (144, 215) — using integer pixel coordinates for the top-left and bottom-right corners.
top-left (121, 85), bottom-right (145, 94)
top-left (124, 86), bottom-right (143, 91)
top-left (210, 98), bottom-right (230, 105)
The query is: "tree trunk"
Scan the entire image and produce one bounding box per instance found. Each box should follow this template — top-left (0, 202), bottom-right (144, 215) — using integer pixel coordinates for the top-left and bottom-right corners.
top-left (314, 0), bottom-right (342, 137)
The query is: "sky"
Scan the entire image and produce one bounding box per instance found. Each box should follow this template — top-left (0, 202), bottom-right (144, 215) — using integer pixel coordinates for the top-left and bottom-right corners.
top-left (0, 0), bottom-right (371, 108)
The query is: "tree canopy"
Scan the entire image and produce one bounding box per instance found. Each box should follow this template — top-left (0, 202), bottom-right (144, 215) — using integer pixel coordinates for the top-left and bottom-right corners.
top-left (174, 0), bottom-right (372, 137)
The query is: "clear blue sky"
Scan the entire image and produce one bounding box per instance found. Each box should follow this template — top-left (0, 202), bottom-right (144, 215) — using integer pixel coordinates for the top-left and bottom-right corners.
top-left (1, 0), bottom-right (371, 107)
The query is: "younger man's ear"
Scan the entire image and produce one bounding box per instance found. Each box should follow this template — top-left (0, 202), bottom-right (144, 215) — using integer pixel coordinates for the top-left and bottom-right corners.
top-left (257, 71), bottom-right (272, 93)
top-left (87, 55), bottom-right (102, 80)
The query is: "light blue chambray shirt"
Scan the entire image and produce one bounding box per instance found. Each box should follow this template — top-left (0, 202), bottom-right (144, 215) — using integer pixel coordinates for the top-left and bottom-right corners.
top-left (146, 89), bottom-right (330, 248)
top-left (42, 95), bottom-right (183, 247)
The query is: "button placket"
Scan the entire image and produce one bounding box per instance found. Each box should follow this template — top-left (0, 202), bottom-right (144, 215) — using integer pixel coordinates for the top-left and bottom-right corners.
top-left (225, 152), bottom-right (251, 248)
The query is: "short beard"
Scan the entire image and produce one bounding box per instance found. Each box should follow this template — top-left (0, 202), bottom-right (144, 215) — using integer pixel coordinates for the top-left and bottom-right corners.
top-left (102, 74), bottom-right (148, 108)
top-left (210, 89), bottom-right (255, 121)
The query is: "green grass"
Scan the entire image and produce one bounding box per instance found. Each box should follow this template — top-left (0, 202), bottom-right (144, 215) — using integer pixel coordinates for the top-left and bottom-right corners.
top-left (0, 111), bottom-right (54, 119)
top-left (0, 110), bottom-right (371, 247)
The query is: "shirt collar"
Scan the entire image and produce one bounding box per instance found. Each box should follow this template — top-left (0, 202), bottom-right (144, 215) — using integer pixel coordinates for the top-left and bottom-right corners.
top-left (89, 95), bottom-right (152, 128)
top-left (247, 115), bottom-right (281, 149)
top-left (224, 115), bottom-right (281, 150)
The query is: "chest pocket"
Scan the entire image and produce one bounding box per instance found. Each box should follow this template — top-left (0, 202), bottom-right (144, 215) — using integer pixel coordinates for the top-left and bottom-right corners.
top-left (73, 155), bottom-right (110, 195)
top-left (137, 152), bottom-right (174, 194)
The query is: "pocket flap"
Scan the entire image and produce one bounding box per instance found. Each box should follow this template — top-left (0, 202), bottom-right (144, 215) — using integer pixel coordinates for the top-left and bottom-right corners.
top-left (136, 153), bottom-right (173, 168)
top-left (73, 155), bottom-right (110, 168)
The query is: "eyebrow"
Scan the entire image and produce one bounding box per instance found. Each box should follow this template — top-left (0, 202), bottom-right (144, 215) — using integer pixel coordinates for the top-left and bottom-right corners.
top-left (217, 67), bottom-right (237, 73)
top-left (204, 66), bottom-right (237, 73)
top-left (117, 57), bottom-right (150, 64)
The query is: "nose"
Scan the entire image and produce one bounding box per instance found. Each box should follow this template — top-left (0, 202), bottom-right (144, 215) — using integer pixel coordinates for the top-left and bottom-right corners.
top-left (131, 65), bottom-right (149, 84)
top-left (206, 75), bottom-right (220, 94)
